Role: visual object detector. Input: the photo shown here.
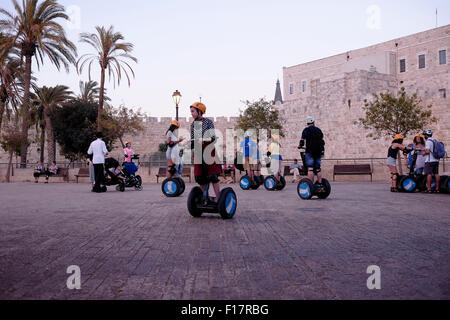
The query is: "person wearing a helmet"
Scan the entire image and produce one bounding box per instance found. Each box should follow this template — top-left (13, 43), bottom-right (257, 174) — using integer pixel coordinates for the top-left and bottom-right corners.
top-left (422, 129), bottom-right (440, 193)
top-left (166, 120), bottom-right (184, 178)
top-left (386, 134), bottom-right (412, 192)
top-left (190, 102), bottom-right (222, 200)
top-left (298, 116), bottom-right (325, 185)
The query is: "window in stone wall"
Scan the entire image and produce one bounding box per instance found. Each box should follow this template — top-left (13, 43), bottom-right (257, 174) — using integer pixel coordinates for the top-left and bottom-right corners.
top-left (439, 50), bottom-right (447, 65)
top-left (400, 59), bottom-right (406, 73)
top-left (302, 80), bottom-right (307, 93)
top-left (289, 83), bottom-right (294, 95)
top-left (418, 54), bottom-right (426, 69)
top-left (439, 88), bottom-right (447, 99)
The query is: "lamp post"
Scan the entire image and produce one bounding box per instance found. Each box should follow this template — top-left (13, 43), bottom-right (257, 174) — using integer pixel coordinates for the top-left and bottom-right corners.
top-left (172, 90), bottom-right (182, 121)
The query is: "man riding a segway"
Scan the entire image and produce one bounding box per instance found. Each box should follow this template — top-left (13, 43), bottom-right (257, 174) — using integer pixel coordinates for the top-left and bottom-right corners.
top-left (297, 116), bottom-right (331, 199)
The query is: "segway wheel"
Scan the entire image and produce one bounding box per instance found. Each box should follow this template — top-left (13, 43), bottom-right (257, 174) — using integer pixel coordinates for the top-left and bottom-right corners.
top-left (297, 178), bottom-right (314, 200)
top-left (264, 176), bottom-right (277, 191)
top-left (396, 175), bottom-right (406, 192)
top-left (162, 178), bottom-right (181, 197)
top-left (187, 186), bottom-right (203, 217)
top-left (239, 176), bottom-right (251, 190)
top-left (275, 176), bottom-right (286, 190)
top-left (136, 175), bottom-right (142, 186)
top-left (399, 176), bottom-right (417, 193)
top-left (250, 181), bottom-right (260, 190)
top-left (416, 175), bottom-right (427, 191)
top-left (418, 176), bottom-right (437, 192)
top-left (315, 178), bottom-right (331, 199)
top-left (218, 187), bottom-right (237, 219)
top-left (439, 175), bottom-right (450, 193)
top-left (176, 178), bottom-right (185, 196)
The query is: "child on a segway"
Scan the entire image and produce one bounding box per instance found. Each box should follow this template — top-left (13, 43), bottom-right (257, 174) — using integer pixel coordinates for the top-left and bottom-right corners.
top-left (190, 102), bottom-right (222, 201)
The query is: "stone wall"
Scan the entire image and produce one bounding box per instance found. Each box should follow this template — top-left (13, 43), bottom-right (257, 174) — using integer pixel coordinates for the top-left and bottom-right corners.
top-left (281, 24), bottom-right (450, 160)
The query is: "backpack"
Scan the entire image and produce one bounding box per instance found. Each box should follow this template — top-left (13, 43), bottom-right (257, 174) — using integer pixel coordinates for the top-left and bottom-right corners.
top-left (431, 139), bottom-right (446, 159)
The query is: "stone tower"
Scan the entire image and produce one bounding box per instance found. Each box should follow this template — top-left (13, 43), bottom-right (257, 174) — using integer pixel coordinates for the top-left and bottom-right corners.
top-left (274, 79), bottom-right (283, 105)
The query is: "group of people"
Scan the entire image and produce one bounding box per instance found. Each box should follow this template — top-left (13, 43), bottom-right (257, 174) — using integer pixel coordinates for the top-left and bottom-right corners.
top-left (33, 161), bottom-right (58, 183)
top-left (163, 103), bottom-right (326, 197)
top-left (386, 129), bottom-right (442, 193)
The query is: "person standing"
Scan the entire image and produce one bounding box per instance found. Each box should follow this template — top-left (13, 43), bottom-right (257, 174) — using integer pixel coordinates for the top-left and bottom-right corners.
top-left (298, 116), bottom-right (325, 185)
top-left (190, 102), bottom-right (223, 200)
top-left (165, 120), bottom-right (184, 178)
top-left (88, 132), bottom-right (109, 193)
top-left (423, 129), bottom-right (440, 193)
top-left (385, 134), bottom-right (411, 192)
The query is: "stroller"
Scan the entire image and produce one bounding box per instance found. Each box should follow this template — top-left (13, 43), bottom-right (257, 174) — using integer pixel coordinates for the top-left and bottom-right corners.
top-left (104, 157), bottom-right (143, 192)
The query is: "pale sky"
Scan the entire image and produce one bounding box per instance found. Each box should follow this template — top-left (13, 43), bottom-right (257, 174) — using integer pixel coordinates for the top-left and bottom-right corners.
top-left (2, 0), bottom-right (450, 118)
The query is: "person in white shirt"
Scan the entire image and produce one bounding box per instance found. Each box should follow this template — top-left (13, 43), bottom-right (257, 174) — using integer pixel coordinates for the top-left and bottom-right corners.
top-left (87, 132), bottom-right (109, 192)
top-left (165, 120), bottom-right (184, 178)
top-left (423, 129), bottom-right (440, 193)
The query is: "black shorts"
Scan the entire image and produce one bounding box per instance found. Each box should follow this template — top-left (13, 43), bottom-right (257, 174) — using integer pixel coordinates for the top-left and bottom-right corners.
top-left (424, 162), bottom-right (439, 175)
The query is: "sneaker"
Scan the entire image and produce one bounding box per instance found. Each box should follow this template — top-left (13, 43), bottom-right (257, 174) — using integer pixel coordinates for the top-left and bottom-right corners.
top-left (390, 187), bottom-right (398, 192)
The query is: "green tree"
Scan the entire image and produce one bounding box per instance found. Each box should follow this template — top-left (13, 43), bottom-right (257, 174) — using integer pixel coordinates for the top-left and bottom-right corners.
top-left (32, 85), bottom-right (72, 163)
top-left (0, 33), bottom-right (22, 130)
top-left (103, 104), bottom-right (145, 148)
top-left (357, 87), bottom-right (437, 139)
top-left (52, 100), bottom-right (116, 162)
top-left (77, 26), bottom-right (137, 131)
top-left (235, 98), bottom-right (285, 139)
top-left (0, 0), bottom-right (77, 166)
top-left (77, 80), bottom-right (110, 104)
top-left (0, 117), bottom-right (21, 182)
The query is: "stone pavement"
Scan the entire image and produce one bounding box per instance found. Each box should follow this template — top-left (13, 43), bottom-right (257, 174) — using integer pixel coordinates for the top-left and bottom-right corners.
top-left (0, 182), bottom-right (449, 300)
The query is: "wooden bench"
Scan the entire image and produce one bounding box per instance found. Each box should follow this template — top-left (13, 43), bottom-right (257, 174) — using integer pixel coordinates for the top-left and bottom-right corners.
top-left (156, 167), bottom-right (167, 183)
top-left (333, 164), bottom-right (372, 182)
top-left (45, 167), bottom-right (69, 182)
top-left (75, 167), bottom-right (90, 183)
top-left (284, 166), bottom-right (293, 176)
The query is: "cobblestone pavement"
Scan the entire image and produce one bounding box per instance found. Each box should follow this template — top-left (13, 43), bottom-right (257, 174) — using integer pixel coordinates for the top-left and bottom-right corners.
top-left (0, 182), bottom-right (449, 300)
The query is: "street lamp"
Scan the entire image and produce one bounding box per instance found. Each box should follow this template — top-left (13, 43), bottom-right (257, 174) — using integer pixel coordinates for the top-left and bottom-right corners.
top-left (172, 90), bottom-right (182, 121)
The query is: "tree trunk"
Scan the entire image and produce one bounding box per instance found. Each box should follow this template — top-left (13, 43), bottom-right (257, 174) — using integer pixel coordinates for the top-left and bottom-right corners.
top-left (40, 124), bottom-right (45, 163)
top-left (98, 67), bottom-right (105, 132)
top-left (20, 55), bottom-right (32, 168)
top-left (0, 100), bottom-right (4, 130)
top-left (5, 148), bottom-right (13, 183)
top-left (44, 106), bottom-right (55, 163)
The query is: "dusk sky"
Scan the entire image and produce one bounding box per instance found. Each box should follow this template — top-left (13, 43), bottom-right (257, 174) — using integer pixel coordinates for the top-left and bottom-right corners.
top-left (2, 0), bottom-right (450, 118)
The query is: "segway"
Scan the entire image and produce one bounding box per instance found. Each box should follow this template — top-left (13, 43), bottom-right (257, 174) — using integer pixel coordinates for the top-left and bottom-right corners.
top-left (162, 150), bottom-right (186, 197)
top-left (188, 150), bottom-right (237, 219)
top-left (395, 149), bottom-right (418, 193)
top-left (234, 152), bottom-right (263, 190)
top-left (264, 175), bottom-right (286, 191)
top-left (296, 147), bottom-right (331, 200)
top-left (262, 154), bottom-right (286, 191)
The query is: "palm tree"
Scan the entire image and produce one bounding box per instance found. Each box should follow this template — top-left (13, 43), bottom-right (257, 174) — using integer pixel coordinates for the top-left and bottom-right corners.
top-left (0, 34), bottom-right (22, 130)
top-left (0, 0), bottom-right (77, 167)
top-left (33, 85), bottom-right (72, 163)
top-left (77, 80), bottom-right (111, 104)
top-left (77, 26), bottom-right (137, 131)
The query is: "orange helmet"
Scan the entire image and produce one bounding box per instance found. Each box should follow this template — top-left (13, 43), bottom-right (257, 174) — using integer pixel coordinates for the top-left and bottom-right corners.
top-left (171, 120), bottom-right (180, 128)
top-left (190, 102), bottom-right (206, 114)
top-left (394, 134), bottom-right (404, 140)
